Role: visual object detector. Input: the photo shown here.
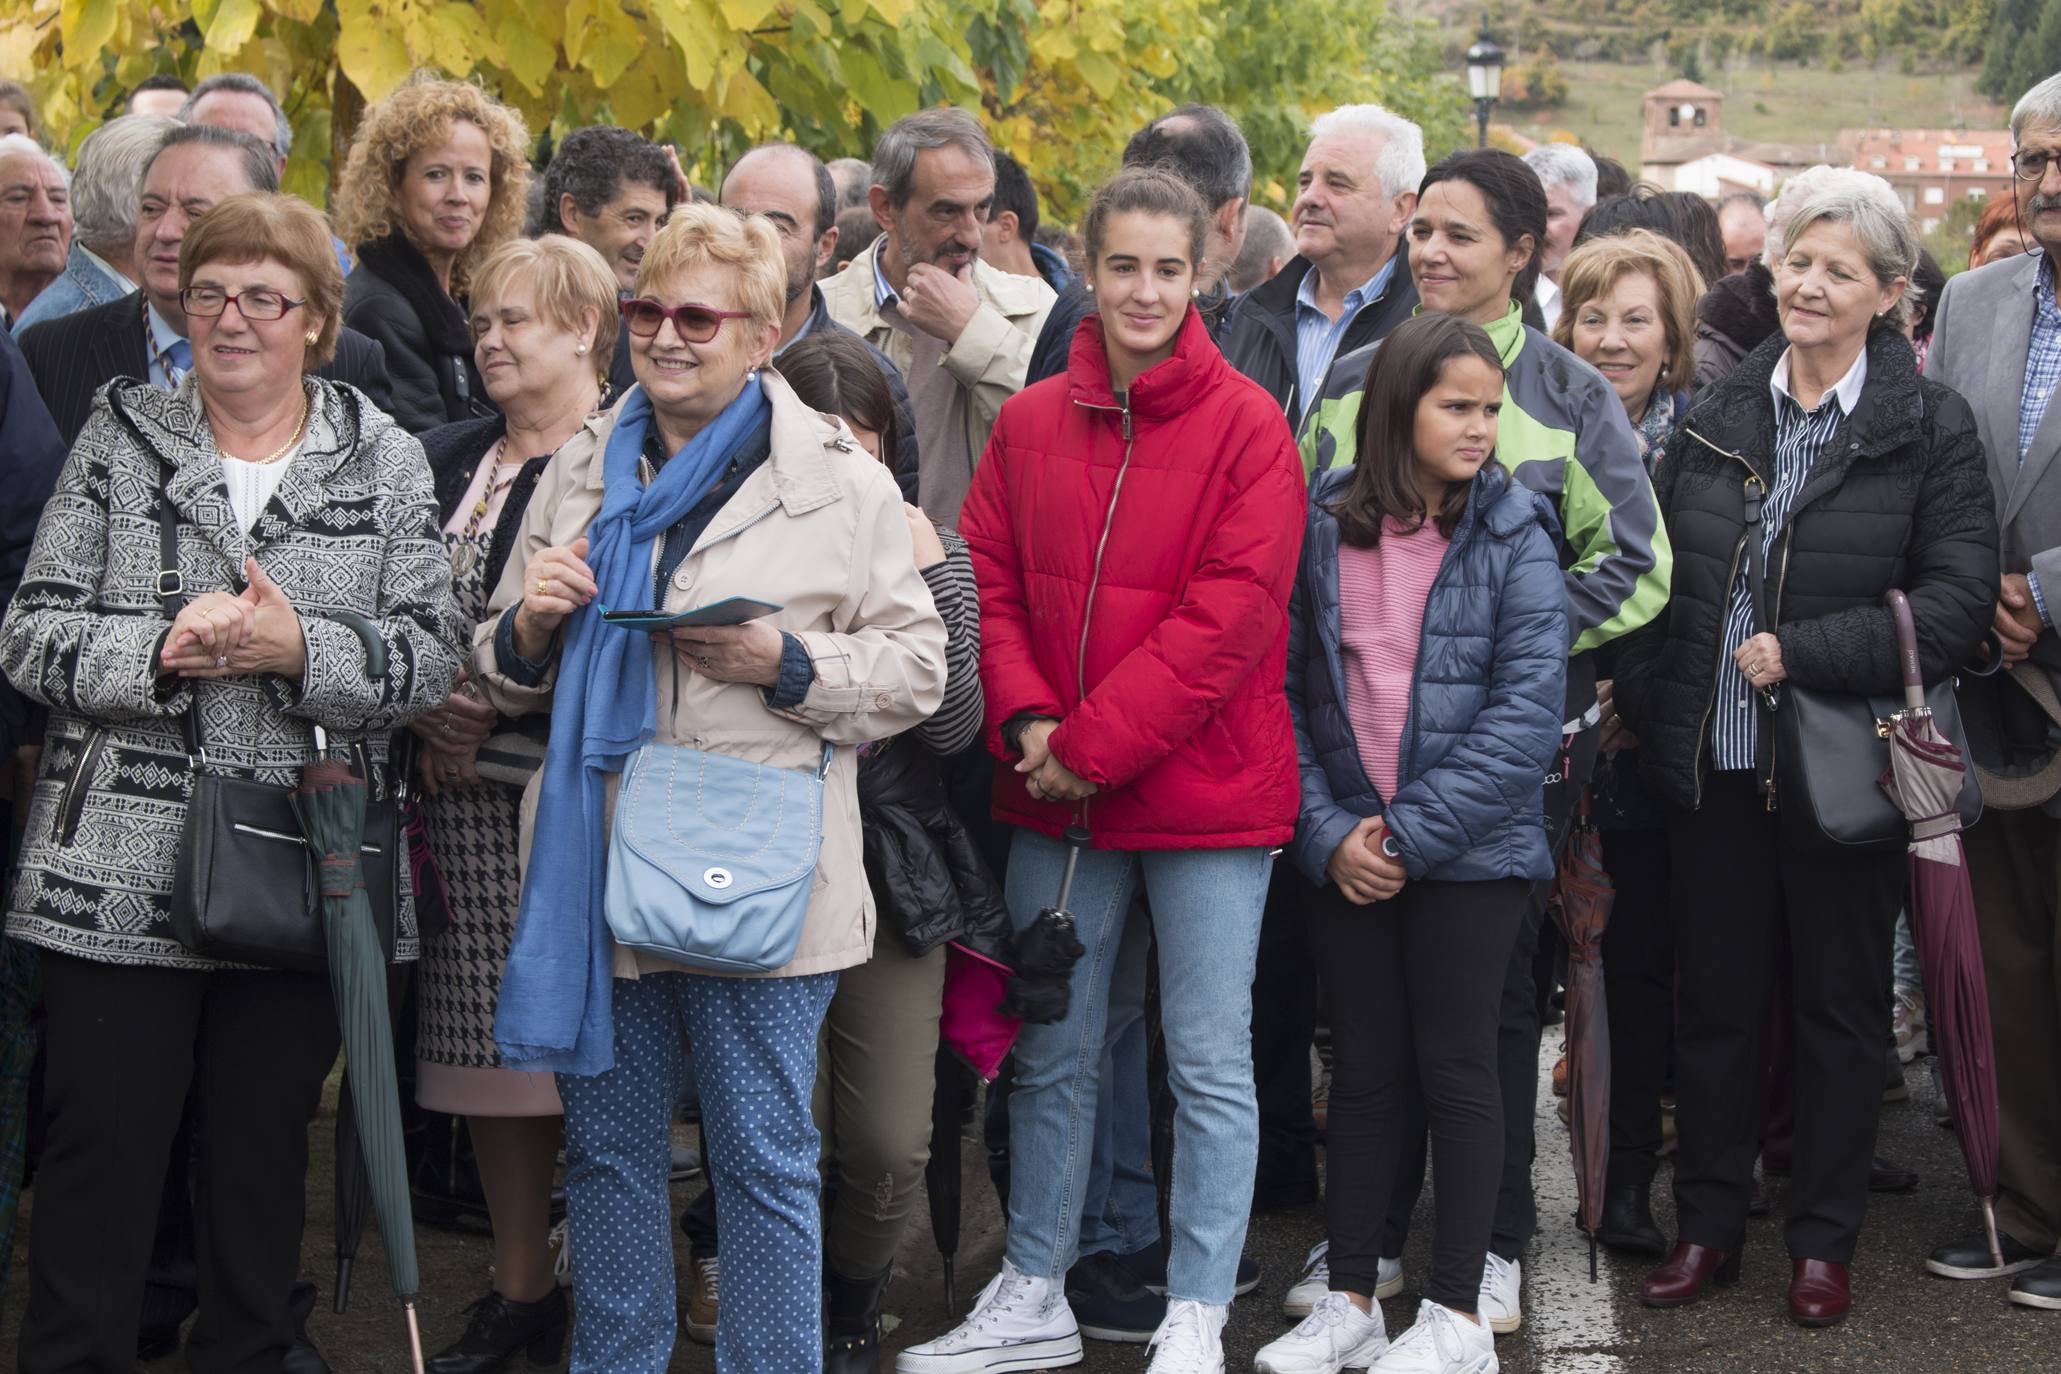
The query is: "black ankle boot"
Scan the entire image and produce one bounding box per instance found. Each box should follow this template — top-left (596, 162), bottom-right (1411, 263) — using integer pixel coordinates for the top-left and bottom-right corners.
top-left (426, 1288), bottom-right (568, 1374)
top-left (1599, 1179), bottom-right (1668, 1258)
top-left (824, 1267), bottom-right (891, 1374)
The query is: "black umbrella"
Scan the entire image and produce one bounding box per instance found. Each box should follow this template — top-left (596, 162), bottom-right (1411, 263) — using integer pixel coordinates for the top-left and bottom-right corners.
top-left (925, 1045), bottom-right (975, 1308)
top-left (999, 825), bottom-right (1089, 1024)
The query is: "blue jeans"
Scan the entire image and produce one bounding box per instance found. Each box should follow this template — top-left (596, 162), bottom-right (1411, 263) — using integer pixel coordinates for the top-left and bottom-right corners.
top-left (1077, 909), bottom-right (1161, 1260)
top-left (1002, 831), bottom-right (1271, 1304)
top-left (557, 971), bottom-right (837, 1374)
top-left (1892, 907), bottom-right (1919, 991)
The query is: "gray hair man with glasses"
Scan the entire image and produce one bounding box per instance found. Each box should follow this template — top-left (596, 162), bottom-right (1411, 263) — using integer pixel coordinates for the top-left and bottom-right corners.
top-left (820, 106), bottom-right (1054, 526)
top-left (1923, 69), bottom-right (2061, 1314)
top-left (17, 124), bottom-right (390, 445)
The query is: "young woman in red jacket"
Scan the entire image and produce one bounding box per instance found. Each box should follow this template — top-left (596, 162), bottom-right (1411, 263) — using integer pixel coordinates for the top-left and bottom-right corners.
top-left (899, 167), bottom-right (1307, 1374)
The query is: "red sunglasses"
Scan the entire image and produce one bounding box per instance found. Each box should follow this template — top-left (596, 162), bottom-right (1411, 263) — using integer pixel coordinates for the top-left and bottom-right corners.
top-left (619, 298), bottom-right (753, 343)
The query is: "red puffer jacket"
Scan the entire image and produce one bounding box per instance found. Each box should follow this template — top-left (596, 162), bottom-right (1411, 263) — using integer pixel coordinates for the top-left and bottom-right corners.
top-left (960, 306), bottom-right (1306, 851)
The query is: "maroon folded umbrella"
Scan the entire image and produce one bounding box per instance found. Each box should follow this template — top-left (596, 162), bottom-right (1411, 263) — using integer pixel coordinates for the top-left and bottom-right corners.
top-left (1550, 792), bottom-right (1613, 1281)
top-left (1878, 590), bottom-right (2004, 1266)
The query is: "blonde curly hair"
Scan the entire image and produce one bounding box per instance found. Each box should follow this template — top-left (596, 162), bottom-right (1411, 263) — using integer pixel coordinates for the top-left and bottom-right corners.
top-left (332, 73), bottom-right (531, 294)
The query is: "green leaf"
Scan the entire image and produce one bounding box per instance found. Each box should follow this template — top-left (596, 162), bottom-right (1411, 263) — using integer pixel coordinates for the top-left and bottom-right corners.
top-left (205, 0), bottom-right (263, 52)
top-left (840, 44), bottom-right (915, 122)
top-left (62, 0), bottom-right (120, 57)
top-left (497, 18), bottom-right (557, 93)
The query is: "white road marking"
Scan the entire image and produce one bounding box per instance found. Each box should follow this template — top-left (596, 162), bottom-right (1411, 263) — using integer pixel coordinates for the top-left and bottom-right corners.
top-left (1525, 1023), bottom-right (1625, 1373)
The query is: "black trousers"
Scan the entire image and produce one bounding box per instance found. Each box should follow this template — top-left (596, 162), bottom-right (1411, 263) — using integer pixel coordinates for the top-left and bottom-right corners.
top-left (1599, 824), bottom-right (1675, 1187)
top-left (1383, 707), bottom-right (1600, 1260)
top-left (1311, 876), bottom-right (1527, 1311)
top-left (1250, 864), bottom-right (1321, 1208)
top-left (20, 951), bottom-right (340, 1374)
top-left (1667, 771), bottom-right (1901, 1261)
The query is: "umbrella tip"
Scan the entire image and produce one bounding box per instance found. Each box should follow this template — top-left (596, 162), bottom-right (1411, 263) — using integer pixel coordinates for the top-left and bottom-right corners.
top-left (333, 1258), bottom-right (352, 1314)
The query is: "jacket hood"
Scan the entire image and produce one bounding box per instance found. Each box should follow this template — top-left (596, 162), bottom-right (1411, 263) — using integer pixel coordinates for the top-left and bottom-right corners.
top-left (1309, 453), bottom-right (1543, 540)
top-left (1695, 261), bottom-right (1780, 353)
top-left (1062, 305), bottom-right (1226, 418)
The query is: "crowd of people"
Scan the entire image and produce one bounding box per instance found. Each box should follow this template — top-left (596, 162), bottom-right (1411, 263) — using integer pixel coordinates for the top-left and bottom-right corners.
top-left (0, 53), bottom-right (2054, 1374)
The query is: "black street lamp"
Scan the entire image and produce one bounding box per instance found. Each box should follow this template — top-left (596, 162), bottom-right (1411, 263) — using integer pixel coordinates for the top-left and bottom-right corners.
top-left (1466, 13), bottom-right (1507, 150)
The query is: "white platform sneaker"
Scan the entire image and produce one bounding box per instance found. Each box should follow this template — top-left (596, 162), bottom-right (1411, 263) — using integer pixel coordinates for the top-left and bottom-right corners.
top-left (896, 1260), bottom-right (1085, 1374)
top-left (1369, 1301), bottom-right (1496, 1374)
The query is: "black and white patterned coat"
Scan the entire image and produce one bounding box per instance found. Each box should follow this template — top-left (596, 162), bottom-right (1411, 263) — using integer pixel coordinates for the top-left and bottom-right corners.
top-left (0, 376), bottom-right (463, 969)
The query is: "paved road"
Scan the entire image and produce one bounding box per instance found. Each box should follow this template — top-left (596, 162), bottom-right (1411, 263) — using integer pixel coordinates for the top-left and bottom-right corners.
top-left (863, 1025), bottom-right (2055, 1374)
top-left (23, 1026), bottom-right (2047, 1372)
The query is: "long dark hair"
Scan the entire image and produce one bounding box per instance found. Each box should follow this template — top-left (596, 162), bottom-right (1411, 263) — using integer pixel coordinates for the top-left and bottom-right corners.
top-left (773, 329), bottom-right (900, 475)
top-left (1331, 313), bottom-right (1504, 548)
top-left (1418, 149), bottom-right (1547, 311)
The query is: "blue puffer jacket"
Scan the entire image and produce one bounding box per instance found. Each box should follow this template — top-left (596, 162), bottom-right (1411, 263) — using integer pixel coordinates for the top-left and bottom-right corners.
top-left (1287, 462), bottom-right (1569, 886)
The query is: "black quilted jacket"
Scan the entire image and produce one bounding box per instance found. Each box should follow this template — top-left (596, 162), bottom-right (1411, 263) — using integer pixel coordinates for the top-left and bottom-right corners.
top-left (1613, 327), bottom-right (1997, 811)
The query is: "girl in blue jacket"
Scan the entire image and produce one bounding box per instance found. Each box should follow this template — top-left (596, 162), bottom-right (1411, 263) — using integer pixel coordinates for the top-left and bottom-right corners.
top-left (1263, 313), bottom-right (1567, 1374)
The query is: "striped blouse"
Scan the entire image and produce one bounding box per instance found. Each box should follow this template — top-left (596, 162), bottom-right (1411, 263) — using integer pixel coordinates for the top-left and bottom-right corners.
top-left (1709, 346), bottom-right (1866, 773)
top-left (915, 526), bottom-right (984, 756)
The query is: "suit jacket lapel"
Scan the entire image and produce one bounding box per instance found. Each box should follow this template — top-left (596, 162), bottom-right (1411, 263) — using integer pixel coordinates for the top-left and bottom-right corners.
top-left (2004, 255), bottom-right (2060, 526)
top-left (98, 293), bottom-right (151, 385)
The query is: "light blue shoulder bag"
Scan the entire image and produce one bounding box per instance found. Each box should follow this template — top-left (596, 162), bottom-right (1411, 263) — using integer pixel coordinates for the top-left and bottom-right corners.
top-left (604, 740), bottom-right (835, 972)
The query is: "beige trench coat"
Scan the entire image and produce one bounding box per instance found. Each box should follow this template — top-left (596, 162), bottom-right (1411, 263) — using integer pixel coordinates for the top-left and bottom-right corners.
top-left (471, 371), bottom-right (948, 978)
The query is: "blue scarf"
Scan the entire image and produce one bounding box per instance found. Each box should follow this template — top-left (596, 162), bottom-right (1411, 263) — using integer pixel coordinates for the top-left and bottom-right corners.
top-left (493, 379), bottom-right (771, 1075)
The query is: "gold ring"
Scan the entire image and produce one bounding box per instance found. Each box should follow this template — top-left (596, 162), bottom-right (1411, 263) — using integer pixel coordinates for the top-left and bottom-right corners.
top-left (536, 578), bottom-right (551, 595)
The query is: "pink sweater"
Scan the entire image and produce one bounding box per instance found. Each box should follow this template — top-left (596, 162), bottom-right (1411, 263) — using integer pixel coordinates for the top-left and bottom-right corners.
top-left (1338, 520), bottom-right (1451, 801)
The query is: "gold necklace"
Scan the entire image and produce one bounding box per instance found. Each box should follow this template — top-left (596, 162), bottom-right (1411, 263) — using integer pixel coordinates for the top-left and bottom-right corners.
top-left (217, 393), bottom-right (310, 465)
top-left (451, 439), bottom-right (524, 577)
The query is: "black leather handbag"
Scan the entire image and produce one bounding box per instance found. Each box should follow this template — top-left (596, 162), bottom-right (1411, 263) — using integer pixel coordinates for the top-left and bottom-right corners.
top-left (151, 463), bottom-right (401, 971)
top-left (1743, 479), bottom-right (1981, 853)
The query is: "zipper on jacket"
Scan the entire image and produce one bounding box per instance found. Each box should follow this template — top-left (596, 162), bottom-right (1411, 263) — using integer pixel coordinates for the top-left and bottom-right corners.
top-left (55, 727), bottom-right (108, 848)
top-left (1681, 428), bottom-right (1764, 812)
top-left (1070, 397), bottom-right (1138, 830)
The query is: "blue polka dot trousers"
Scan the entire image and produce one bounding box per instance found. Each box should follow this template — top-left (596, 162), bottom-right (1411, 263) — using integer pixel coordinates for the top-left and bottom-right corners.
top-left (557, 970), bottom-right (839, 1374)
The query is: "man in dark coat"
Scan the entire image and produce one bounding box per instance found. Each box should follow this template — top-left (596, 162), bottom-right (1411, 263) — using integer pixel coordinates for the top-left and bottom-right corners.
top-left (1214, 103), bottom-right (1424, 425)
top-left (18, 124), bottom-right (392, 446)
top-left (1026, 104), bottom-right (1251, 386)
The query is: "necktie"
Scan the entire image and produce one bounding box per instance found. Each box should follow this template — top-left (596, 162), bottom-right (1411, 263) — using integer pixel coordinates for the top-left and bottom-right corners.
top-left (163, 338), bottom-right (192, 388)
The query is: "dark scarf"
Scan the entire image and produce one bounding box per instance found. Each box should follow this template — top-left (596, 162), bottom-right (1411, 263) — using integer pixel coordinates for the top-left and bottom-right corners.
top-left (355, 234), bottom-right (471, 356)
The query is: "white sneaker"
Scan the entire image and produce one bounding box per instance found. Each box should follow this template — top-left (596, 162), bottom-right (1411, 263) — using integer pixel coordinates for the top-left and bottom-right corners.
top-left (1255, 1292), bottom-right (1388, 1373)
top-left (1282, 1243), bottom-right (1331, 1318)
top-left (1284, 1243), bottom-right (1406, 1318)
top-left (1370, 1301), bottom-right (1496, 1374)
top-left (1476, 1254), bottom-right (1521, 1335)
top-left (1146, 1297), bottom-right (1227, 1373)
top-left (896, 1260), bottom-right (1084, 1373)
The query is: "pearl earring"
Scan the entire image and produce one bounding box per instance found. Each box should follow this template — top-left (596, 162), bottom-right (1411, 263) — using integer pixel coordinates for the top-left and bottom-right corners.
top-left (577, 344), bottom-right (588, 355)
top-left (1085, 282), bottom-right (1095, 294)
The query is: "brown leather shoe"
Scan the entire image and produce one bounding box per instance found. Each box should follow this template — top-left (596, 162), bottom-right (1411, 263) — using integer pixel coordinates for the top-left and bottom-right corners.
top-left (1640, 1243), bottom-right (1741, 1307)
top-left (1789, 1258), bottom-right (1851, 1327)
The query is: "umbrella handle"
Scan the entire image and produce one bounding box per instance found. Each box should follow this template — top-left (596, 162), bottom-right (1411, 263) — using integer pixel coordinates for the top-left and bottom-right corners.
top-left (1884, 590), bottom-right (1924, 713)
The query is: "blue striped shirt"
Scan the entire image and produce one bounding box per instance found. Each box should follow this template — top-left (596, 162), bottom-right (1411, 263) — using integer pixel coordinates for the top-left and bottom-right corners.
top-left (1293, 257), bottom-right (1396, 424)
top-left (1710, 346), bottom-right (1867, 773)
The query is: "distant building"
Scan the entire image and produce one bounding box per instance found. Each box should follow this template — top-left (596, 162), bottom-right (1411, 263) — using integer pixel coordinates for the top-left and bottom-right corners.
top-left (1843, 127), bottom-right (2014, 233)
top-left (1638, 78), bottom-right (1837, 197)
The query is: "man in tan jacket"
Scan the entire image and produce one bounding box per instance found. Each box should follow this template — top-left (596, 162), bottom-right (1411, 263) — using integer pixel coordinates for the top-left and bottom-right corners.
top-left (821, 106), bottom-right (1054, 526)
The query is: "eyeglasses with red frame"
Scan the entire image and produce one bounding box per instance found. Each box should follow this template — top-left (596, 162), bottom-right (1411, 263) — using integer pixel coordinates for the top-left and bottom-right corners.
top-left (618, 298), bottom-right (753, 343)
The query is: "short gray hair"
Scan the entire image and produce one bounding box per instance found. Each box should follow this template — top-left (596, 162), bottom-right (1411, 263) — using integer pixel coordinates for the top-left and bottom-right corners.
top-left (1307, 103), bottom-right (1426, 203)
top-left (180, 73), bottom-right (291, 162)
top-left (0, 132), bottom-right (67, 186)
top-left (1524, 143), bottom-right (1598, 210)
top-left (827, 156), bottom-right (872, 210)
top-left (71, 114), bottom-right (177, 250)
top-left (1776, 175), bottom-right (1922, 331)
top-left (1229, 205), bottom-right (1292, 293)
top-left (870, 108), bottom-right (992, 208)
top-left (1766, 164), bottom-right (1887, 269)
top-left (2013, 73), bottom-right (2061, 144)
